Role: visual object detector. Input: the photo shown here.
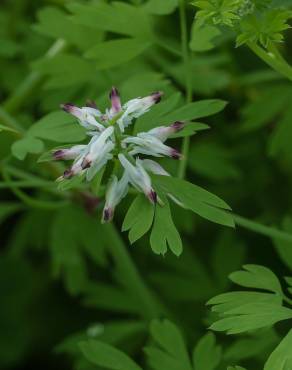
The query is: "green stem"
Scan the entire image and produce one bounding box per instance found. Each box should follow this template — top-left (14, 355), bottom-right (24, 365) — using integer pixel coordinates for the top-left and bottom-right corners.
top-left (103, 223), bottom-right (166, 320)
top-left (233, 214), bottom-right (292, 244)
top-left (247, 41), bottom-right (292, 82)
top-left (2, 167), bottom-right (68, 211)
top-left (178, 0), bottom-right (192, 179)
top-left (3, 39), bottom-right (67, 114)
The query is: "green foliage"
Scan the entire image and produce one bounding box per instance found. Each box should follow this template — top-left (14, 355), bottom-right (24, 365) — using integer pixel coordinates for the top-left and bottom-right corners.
top-left (190, 23), bottom-right (221, 52)
top-left (208, 265), bottom-right (292, 334)
top-left (85, 39), bottom-right (151, 70)
top-left (236, 10), bottom-right (292, 47)
top-left (145, 319), bottom-right (193, 370)
top-left (80, 339), bottom-right (142, 370)
top-left (11, 111), bottom-right (86, 160)
top-left (193, 0), bottom-right (292, 50)
top-left (144, 0), bottom-right (178, 15)
top-left (192, 332), bottom-right (222, 370)
top-left (68, 2), bottom-right (153, 39)
top-left (50, 205), bottom-right (106, 295)
top-left (192, 0), bottom-right (243, 27)
top-left (122, 194), bottom-right (155, 244)
top-left (229, 264), bottom-right (283, 296)
top-left (153, 175), bottom-right (235, 227)
top-left (78, 319), bottom-right (224, 370)
top-left (159, 99), bottom-right (227, 124)
top-left (264, 329), bottom-right (292, 370)
top-left (150, 197), bottom-right (183, 256)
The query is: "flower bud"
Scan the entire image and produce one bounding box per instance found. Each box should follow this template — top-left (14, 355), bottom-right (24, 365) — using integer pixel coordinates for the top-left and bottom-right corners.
top-left (125, 134), bottom-right (182, 159)
top-left (147, 121), bottom-right (184, 142)
top-left (140, 159), bottom-right (170, 176)
top-left (61, 103), bottom-right (104, 131)
top-left (102, 174), bottom-right (129, 223)
top-left (52, 145), bottom-right (86, 161)
top-left (109, 87), bottom-right (122, 115)
top-left (118, 91), bottom-right (163, 131)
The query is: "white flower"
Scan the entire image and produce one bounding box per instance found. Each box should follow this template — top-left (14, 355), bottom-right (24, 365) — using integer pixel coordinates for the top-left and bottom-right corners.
top-left (146, 121), bottom-right (184, 142)
top-left (52, 145), bottom-right (87, 160)
top-left (82, 126), bottom-right (114, 169)
top-left (52, 87), bottom-right (183, 221)
top-left (61, 103), bottom-right (104, 131)
top-left (124, 133), bottom-right (182, 159)
top-left (140, 159), bottom-right (170, 176)
top-left (118, 154), bottom-right (157, 203)
top-left (117, 92), bottom-right (163, 131)
top-left (102, 173), bottom-right (129, 223)
top-left (139, 159), bottom-right (184, 207)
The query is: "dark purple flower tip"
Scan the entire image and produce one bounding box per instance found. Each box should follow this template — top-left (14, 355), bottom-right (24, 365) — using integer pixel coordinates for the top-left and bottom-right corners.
top-left (109, 87), bottom-right (122, 113)
top-left (86, 100), bottom-right (98, 109)
top-left (109, 87), bottom-right (120, 99)
top-left (103, 208), bottom-right (113, 223)
top-left (63, 169), bottom-right (74, 179)
top-left (171, 149), bottom-right (182, 160)
top-left (171, 121), bottom-right (184, 132)
top-left (151, 91), bottom-right (163, 104)
top-left (148, 190), bottom-right (157, 204)
top-left (81, 157), bottom-right (91, 170)
top-left (60, 103), bottom-right (75, 113)
top-left (52, 149), bottom-right (65, 160)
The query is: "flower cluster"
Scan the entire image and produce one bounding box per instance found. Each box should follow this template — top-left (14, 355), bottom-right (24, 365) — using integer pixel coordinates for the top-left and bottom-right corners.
top-left (53, 88), bottom-right (184, 222)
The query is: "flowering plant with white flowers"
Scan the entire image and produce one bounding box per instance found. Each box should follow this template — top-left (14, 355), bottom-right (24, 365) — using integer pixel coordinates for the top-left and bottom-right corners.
top-left (52, 88), bottom-right (185, 223)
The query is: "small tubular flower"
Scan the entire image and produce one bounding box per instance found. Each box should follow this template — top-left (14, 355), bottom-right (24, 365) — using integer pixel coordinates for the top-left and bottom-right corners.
top-left (118, 154), bottom-right (157, 204)
top-left (52, 145), bottom-right (87, 161)
top-left (117, 91), bottom-right (163, 131)
top-left (108, 87), bottom-right (122, 118)
top-left (50, 87), bottom-right (184, 221)
top-left (140, 159), bottom-right (170, 176)
top-left (82, 126), bottom-right (114, 169)
top-left (124, 133), bottom-right (182, 159)
top-left (61, 103), bottom-right (104, 131)
top-left (102, 173), bottom-right (129, 223)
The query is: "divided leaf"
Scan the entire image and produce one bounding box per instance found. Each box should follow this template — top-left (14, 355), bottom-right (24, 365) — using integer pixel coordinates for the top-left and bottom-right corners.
top-left (208, 266), bottom-right (291, 335)
top-left (11, 135), bottom-right (44, 160)
top-left (145, 319), bottom-right (193, 370)
top-left (33, 7), bottom-right (100, 49)
top-left (122, 194), bottom-right (155, 244)
top-left (29, 111), bottom-right (86, 143)
top-left (229, 264), bottom-right (283, 296)
top-left (150, 198), bottom-right (183, 256)
top-left (85, 39), bottom-right (151, 70)
top-left (190, 23), bottom-right (221, 52)
top-left (209, 302), bottom-right (292, 334)
top-left (68, 2), bottom-right (153, 39)
top-left (80, 339), bottom-right (142, 370)
top-left (153, 175), bottom-right (234, 227)
top-left (264, 329), bottom-right (292, 370)
top-left (192, 332), bottom-right (221, 370)
top-left (159, 99), bottom-right (227, 124)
